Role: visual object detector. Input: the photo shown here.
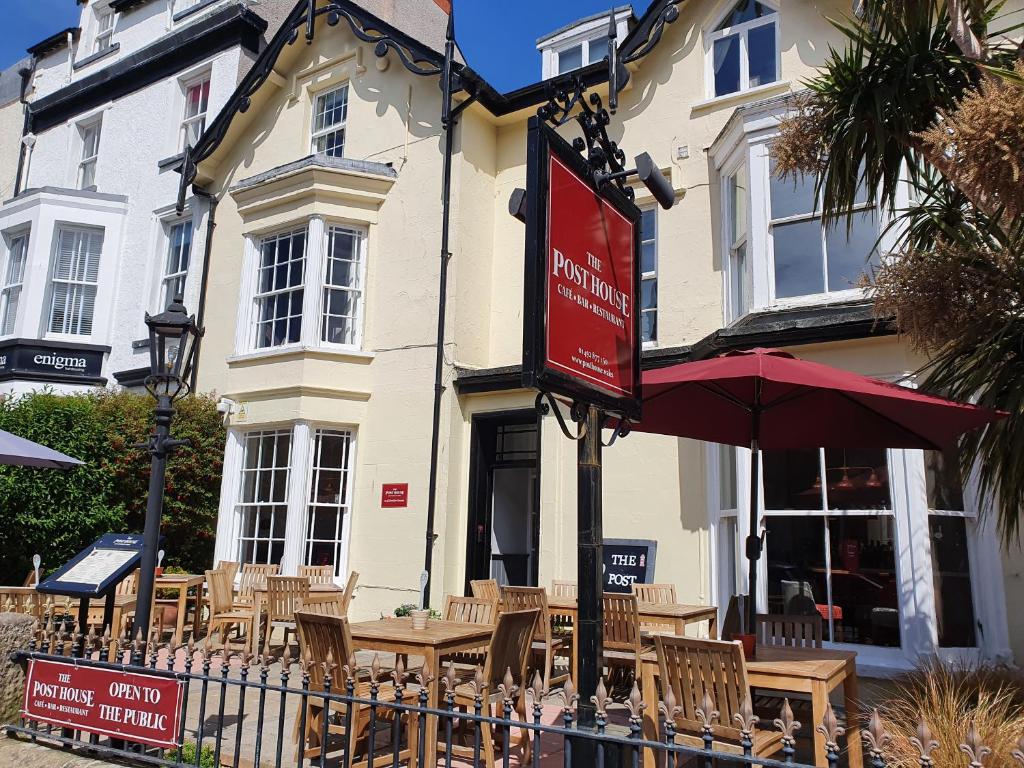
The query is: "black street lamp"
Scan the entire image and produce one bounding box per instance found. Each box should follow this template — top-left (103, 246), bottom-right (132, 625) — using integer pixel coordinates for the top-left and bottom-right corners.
top-left (131, 296), bottom-right (203, 640)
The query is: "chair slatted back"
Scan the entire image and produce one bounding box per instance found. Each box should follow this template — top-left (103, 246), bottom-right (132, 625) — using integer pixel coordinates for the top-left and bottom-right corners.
top-left (550, 580), bottom-right (577, 598)
top-left (444, 596), bottom-right (497, 625)
top-left (632, 583), bottom-right (676, 604)
top-left (481, 609), bottom-right (539, 692)
top-left (632, 583), bottom-right (678, 633)
top-left (602, 593), bottom-right (643, 654)
top-left (470, 579), bottom-right (500, 602)
top-left (238, 563), bottom-right (280, 601)
top-left (206, 569), bottom-right (234, 615)
top-left (655, 635), bottom-right (751, 741)
top-left (299, 595), bottom-right (344, 616)
top-left (500, 586), bottom-right (551, 645)
top-left (298, 565), bottom-right (334, 585)
top-left (266, 576), bottom-right (310, 622)
top-left (339, 570), bottom-right (359, 613)
top-left (295, 610), bottom-right (356, 692)
top-left (117, 570), bottom-right (139, 596)
top-left (217, 560), bottom-right (240, 584)
top-left (23, 570), bottom-right (37, 587)
top-left (755, 613), bottom-right (822, 649)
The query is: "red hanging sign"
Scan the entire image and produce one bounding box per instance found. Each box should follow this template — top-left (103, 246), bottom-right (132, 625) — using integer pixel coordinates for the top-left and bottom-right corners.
top-left (522, 119), bottom-right (642, 418)
top-left (22, 659), bottom-right (184, 749)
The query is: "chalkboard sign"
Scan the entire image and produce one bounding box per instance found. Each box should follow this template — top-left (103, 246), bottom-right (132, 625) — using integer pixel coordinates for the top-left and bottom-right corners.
top-left (603, 538), bottom-right (657, 593)
top-left (37, 533), bottom-right (144, 598)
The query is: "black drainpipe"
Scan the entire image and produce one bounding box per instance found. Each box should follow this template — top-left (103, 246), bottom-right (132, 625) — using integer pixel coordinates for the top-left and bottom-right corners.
top-left (189, 186), bottom-right (218, 393)
top-left (13, 60), bottom-right (36, 196)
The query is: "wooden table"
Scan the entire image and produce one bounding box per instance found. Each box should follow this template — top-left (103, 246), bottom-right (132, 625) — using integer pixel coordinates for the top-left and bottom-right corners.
top-left (83, 594), bottom-right (137, 638)
top-left (349, 617), bottom-right (494, 768)
top-left (153, 573), bottom-right (205, 645)
top-left (639, 644), bottom-right (863, 768)
top-left (248, 582), bottom-right (342, 653)
top-left (547, 595), bottom-right (718, 681)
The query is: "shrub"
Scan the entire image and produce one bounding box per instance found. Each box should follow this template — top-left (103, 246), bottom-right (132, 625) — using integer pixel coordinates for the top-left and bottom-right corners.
top-left (874, 658), bottom-right (1024, 768)
top-left (0, 389), bottom-right (224, 583)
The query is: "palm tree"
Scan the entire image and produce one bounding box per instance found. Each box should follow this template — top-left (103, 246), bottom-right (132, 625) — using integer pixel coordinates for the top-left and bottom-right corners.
top-left (771, 0), bottom-right (1024, 538)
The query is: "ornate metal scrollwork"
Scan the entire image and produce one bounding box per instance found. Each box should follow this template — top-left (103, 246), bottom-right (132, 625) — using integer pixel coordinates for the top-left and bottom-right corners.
top-left (622, 0), bottom-right (684, 64)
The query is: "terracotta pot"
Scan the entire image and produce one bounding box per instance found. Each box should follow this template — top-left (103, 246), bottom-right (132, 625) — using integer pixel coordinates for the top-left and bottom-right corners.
top-left (410, 609), bottom-right (429, 630)
top-left (154, 567), bottom-right (164, 577)
top-left (734, 633), bottom-right (756, 660)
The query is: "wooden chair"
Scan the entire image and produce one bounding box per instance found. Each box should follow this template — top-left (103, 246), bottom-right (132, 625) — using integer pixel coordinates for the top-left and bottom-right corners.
top-left (602, 593), bottom-right (651, 686)
top-left (339, 570), bottom-right (359, 613)
top-left (295, 611), bottom-right (408, 765)
top-left (632, 582), bottom-right (678, 634)
top-left (298, 594), bottom-right (344, 616)
top-left (449, 609), bottom-right (539, 768)
top-left (500, 586), bottom-right (569, 688)
top-left (217, 560), bottom-right (240, 584)
top-left (298, 565), bottom-right (334, 585)
top-left (550, 580), bottom-right (577, 597)
top-left (205, 569), bottom-right (256, 651)
top-left (263, 576), bottom-right (309, 652)
top-left (755, 613), bottom-right (823, 649)
top-left (236, 563), bottom-right (280, 607)
top-left (442, 595), bottom-right (497, 668)
top-left (470, 579), bottom-right (500, 602)
top-left (22, 569), bottom-right (38, 587)
top-left (655, 635), bottom-right (783, 758)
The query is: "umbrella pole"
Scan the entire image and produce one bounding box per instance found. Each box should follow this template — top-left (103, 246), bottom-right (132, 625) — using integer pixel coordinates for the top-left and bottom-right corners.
top-left (745, 401), bottom-right (762, 635)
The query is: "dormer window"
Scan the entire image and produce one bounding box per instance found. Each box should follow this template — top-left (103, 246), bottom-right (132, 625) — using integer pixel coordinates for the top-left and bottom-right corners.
top-left (538, 8), bottom-right (632, 80)
top-left (555, 35), bottom-right (609, 75)
top-left (706, 0), bottom-right (778, 98)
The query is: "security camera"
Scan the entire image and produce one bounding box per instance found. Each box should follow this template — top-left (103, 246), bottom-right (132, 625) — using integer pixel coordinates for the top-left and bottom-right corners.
top-left (216, 397), bottom-right (238, 415)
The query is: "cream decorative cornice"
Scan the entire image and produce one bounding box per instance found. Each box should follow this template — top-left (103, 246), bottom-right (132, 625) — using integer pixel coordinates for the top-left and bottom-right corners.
top-left (223, 384), bottom-right (372, 403)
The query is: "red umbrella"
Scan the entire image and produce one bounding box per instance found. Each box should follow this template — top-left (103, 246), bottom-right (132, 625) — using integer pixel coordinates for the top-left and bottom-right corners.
top-left (631, 347), bottom-right (1003, 631)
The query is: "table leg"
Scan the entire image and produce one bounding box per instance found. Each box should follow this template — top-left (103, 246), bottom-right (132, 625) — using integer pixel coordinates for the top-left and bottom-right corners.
top-left (641, 661), bottom-right (659, 768)
top-left (424, 647), bottom-right (439, 768)
top-left (190, 586), bottom-right (201, 641)
top-left (843, 661), bottom-right (864, 768)
top-left (250, 592), bottom-right (263, 655)
top-left (811, 680), bottom-right (829, 767)
top-left (708, 614), bottom-right (718, 640)
top-left (571, 609), bottom-right (579, 683)
top-left (174, 588), bottom-right (187, 646)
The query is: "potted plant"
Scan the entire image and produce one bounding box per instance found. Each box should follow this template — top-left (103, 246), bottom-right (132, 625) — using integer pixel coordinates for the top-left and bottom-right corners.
top-left (394, 603), bottom-right (439, 630)
top-left (155, 565), bottom-right (188, 628)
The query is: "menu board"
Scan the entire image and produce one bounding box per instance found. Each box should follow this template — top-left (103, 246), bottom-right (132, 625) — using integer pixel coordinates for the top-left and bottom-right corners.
top-left (603, 539), bottom-right (657, 593)
top-left (56, 549), bottom-right (136, 587)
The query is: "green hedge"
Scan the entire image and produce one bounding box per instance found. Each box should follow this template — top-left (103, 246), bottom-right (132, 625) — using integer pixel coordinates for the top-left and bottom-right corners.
top-left (0, 389), bottom-right (225, 584)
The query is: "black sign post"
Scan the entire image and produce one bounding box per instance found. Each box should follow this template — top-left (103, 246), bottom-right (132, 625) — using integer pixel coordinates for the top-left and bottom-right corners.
top-left (36, 533), bottom-right (145, 638)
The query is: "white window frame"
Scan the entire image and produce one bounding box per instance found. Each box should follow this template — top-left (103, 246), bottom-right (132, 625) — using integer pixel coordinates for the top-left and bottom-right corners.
top-left (0, 230), bottom-right (29, 337)
top-left (320, 224), bottom-right (367, 349)
top-left (77, 118), bottom-right (102, 190)
top-left (553, 33), bottom-right (610, 75)
top-left (639, 207), bottom-right (658, 346)
top-left (704, 0), bottom-right (780, 99)
top-left (180, 74), bottom-right (211, 151)
top-left (159, 219), bottom-right (193, 310)
top-left (722, 152), bottom-right (751, 324)
top-left (235, 217), bottom-right (368, 356)
top-left (251, 226), bottom-right (308, 351)
top-left (172, 0), bottom-right (204, 15)
top-left (94, 6), bottom-right (115, 53)
top-left (46, 226), bottom-right (104, 338)
top-left (311, 85), bottom-right (349, 158)
top-left (303, 427), bottom-right (356, 583)
top-left (234, 429), bottom-right (292, 567)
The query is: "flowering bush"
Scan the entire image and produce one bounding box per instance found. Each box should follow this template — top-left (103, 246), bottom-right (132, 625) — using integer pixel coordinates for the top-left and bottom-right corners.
top-left (0, 389), bottom-right (224, 584)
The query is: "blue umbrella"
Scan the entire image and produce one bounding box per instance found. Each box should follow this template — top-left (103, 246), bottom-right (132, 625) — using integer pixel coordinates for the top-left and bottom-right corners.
top-left (0, 429), bottom-right (83, 469)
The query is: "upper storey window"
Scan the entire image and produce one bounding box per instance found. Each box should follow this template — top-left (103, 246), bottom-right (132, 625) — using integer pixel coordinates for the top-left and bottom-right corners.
top-left (556, 35), bottom-right (609, 74)
top-left (78, 118), bottom-right (101, 190)
top-left (94, 7), bottom-right (115, 53)
top-left (706, 0), bottom-right (778, 98)
top-left (182, 77), bottom-right (211, 149)
top-left (311, 85), bottom-right (348, 158)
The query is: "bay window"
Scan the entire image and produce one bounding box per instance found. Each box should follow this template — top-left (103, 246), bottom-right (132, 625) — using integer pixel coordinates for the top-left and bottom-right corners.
top-left (239, 218), bottom-right (367, 355)
top-left (706, 0), bottom-right (778, 98)
top-left (225, 423), bottom-right (356, 580)
top-left (725, 166), bottom-right (750, 322)
top-left (0, 232), bottom-right (28, 336)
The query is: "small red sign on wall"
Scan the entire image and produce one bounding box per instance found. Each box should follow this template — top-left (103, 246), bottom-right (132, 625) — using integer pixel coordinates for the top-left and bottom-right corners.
top-left (22, 659), bottom-right (184, 748)
top-left (381, 483), bottom-right (409, 508)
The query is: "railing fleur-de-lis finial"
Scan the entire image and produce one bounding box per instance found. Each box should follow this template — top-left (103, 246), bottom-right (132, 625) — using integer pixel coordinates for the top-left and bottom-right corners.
top-left (280, 643), bottom-right (291, 668)
top-left (695, 691), bottom-right (719, 735)
top-left (468, 665), bottom-right (486, 701)
top-left (416, 662), bottom-right (433, 689)
top-left (818, 702), bottom-right (845, 768)
top-left (624, 681), bottom-right (647, 725)
top-left (527, 670), bottom-right (547, 707)
top-left (498, 667), bottom-right (518, 706)
top-left (774, 698), bottom-right (801, 763)
top-left (391, 654), bottom-right (407, 691)
top-left (659, 684), bottom-right (681, 723)
top-left (734, 695), bottom-right (758, 740)
top-left (442, 662), bottom-right (459, 698)
top-left (591, 677), bottom-right (610, 721)
top-left (960, 724), bottom-right (992, 768)
top-left (561, 676), bottom-right (579, 714)
top-left (863, 709), bottom-right (891, 768)
top-left (909, 716), bottom-right (938, 768)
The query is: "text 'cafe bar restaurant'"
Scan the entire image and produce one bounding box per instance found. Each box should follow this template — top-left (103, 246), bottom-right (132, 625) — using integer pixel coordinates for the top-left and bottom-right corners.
top-left (186, 0), bottom-right (1019, 675)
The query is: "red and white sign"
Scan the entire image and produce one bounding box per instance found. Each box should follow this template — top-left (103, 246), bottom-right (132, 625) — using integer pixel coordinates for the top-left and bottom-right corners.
top-left (381, 483), bottom-right (409, 508)
top-left (545, 154), bottom-right (636, 399)
top-left (22, 659), bottom-right (184, 748)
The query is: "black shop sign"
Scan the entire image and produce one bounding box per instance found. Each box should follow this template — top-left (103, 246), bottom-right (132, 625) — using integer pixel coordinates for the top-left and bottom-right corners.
top-left (602, 538), bottom-right (657, 593)
top-left (0, 339), bottom-right (108, 385)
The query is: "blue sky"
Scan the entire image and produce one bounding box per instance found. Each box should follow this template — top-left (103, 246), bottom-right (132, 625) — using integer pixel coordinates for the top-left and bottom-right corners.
top-left (0, 1), bottom-right (655, 91)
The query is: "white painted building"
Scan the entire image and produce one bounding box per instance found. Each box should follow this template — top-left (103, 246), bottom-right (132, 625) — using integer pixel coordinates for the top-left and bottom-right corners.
top-left (0, 0), bottom-right (294, 394)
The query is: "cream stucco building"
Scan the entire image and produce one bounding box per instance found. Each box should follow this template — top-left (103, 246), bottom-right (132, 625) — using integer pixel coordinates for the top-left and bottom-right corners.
top-left (185, 0), bottom-right (1024, 673)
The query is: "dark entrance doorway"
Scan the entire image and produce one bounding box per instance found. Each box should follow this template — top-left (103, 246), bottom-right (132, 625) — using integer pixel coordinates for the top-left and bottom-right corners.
top-left (465, 410), bottom-right (541, 591)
